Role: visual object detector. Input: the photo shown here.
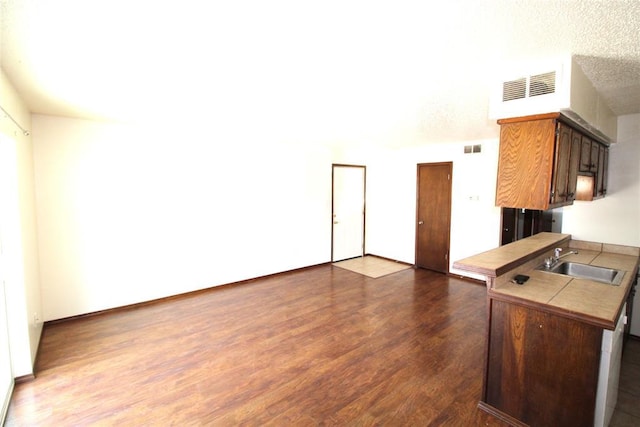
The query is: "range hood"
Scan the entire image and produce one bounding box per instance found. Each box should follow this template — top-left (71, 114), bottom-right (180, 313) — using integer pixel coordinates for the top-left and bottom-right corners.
top-left (488, 55), bottom-right (617, 143)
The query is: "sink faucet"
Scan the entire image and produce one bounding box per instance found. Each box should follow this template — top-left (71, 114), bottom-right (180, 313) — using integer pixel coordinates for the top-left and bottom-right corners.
top-left (544, 248), bottom-right (578, 268)
top-left (556, 248), bottom-right (578, 260)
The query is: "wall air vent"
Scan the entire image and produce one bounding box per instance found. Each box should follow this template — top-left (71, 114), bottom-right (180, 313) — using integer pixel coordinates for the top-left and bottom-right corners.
top-left (501, 71), bottom-right (556, 102)
top-left (529, 71), bottom-right (556, 97)
top-left (503, 78), bottom-right (527, 101)
top-left (489, 56), bottom-right (617, 142)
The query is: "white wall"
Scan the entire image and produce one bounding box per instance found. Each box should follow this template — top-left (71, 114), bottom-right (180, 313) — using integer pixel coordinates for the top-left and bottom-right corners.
top-left (0, 69), bottom-right (42, 377)
top-left (32, 115), bottom-right (333, 321)
top-left (562, 113), bottom-right (640, 335)
top-left (360, 139), bottom-right (502, 280)
top-left (562, 114), bottom-right (640, 245)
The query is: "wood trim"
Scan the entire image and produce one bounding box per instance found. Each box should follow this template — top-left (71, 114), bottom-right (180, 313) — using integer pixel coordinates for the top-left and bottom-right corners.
top-left (497, 112), bottom-right (610, 146)
top-left (446, 273), bottom-right (485, 286)
top-left (364, 253), bottom-right (413, 268)
top-left (497, 112), bottom-right (561, 125)
top-left (45, 262), bottom-right (332, 325)
top-left (14, 374), bottom-right (35, 383)
top-left (477, 401), bottom-right (529, 427)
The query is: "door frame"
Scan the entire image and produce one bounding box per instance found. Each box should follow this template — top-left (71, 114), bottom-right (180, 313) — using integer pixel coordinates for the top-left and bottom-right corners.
top-left (0, 282), bottom-right (13, 424)
top-left (331, 164), bottom-right (366, 262)
top-left (0, 134), bottom-right (15, 424)
top-left (415, 162), bottom-right (452, 273)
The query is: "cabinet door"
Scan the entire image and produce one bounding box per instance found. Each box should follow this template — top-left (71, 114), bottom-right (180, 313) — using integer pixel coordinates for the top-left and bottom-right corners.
top-left (495, 119), bottom-right (556, 210)
top-left (603, 148), bottom-right (609, 195)
top-left (596, 145), bottom-right (608, 198)
top-left (550, 122), bottom-right (573, 204)
top-left (486, 300), bottom-right (602, 427)
top-left (590, 140), bottom-right (600, 173)
top-left (567, 128), bottom-right (581, 201)
top-left (580, 136), bottom-right (593, 173)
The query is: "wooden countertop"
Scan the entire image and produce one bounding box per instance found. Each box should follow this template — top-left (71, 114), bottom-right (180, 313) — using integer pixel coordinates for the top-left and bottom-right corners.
top-left (453, 233), bottom-right (639, 329)
top-left (452, 232), bottom-right (571, 277)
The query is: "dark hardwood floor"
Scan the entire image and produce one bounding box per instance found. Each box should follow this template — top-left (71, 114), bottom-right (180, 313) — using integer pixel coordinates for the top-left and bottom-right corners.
top-left (6, 265), bottom-right (510, 425)
top-left (611, 337), bottom-right (640, 426)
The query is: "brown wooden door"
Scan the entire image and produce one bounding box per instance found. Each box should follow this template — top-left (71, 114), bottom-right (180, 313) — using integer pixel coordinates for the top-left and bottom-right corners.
top-left (416, 162), bottom-right (452, 273)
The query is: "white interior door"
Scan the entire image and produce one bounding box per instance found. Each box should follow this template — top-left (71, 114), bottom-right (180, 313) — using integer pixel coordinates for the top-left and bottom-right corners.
top-left (332, 165), bottom-right (365, 262)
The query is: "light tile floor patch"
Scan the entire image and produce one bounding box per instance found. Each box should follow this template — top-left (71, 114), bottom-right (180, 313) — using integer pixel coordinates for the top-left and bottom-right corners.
top-left (332, 256), bottom-right (412, 278)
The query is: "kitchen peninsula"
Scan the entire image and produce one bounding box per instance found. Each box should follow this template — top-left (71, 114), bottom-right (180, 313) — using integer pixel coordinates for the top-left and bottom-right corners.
top-left (454, 232), bottom-right (639, 427)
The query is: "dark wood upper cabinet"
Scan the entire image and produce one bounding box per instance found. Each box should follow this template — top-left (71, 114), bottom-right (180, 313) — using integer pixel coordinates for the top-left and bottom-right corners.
top-left (575, 134), bottom-right (608, 201)
top-left (496, 113), bottom-right (608, 210)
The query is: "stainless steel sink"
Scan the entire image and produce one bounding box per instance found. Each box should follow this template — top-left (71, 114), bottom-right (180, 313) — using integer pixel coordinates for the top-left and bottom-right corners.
top-left (536, 262), bottom-right (624, 285)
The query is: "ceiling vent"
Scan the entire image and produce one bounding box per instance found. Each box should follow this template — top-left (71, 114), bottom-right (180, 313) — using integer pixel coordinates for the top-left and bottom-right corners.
top-left (501, 71), bottom-right (556, 102)
top-left (488, 56), bottom-right (617, 142)
top-left (502, 78), bottom-right (526, 102)
top-left (529, 71), bottom-right (556, 97)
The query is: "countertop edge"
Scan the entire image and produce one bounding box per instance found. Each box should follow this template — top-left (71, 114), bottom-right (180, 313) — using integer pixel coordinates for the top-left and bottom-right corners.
top-left (452, 233), bottom-right (571, 278)
top-left (489, 289), bottom-right (620, 330)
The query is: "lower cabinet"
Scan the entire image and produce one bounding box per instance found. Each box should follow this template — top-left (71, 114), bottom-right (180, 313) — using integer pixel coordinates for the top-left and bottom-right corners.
top-left (482, 298), bottom-right (603, 426)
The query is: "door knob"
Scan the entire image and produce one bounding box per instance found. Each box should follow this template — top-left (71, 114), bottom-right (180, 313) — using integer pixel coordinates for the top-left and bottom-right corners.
top-left (418, 221), bottom-right (424, 225)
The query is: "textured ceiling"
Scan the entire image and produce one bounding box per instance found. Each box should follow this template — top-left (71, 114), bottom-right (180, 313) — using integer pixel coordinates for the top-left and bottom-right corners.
top-left (1, 0), bottom-right (639, 144)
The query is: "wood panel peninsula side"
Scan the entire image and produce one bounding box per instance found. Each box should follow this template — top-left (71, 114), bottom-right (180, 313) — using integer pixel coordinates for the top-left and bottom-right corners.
top-left (453, 232), bottom-right (640, 427)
